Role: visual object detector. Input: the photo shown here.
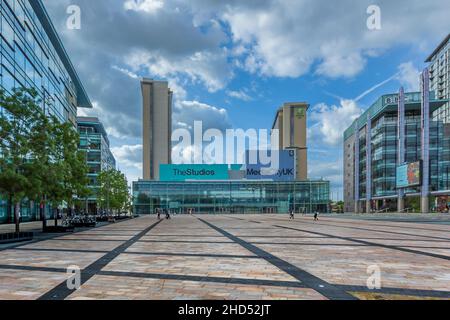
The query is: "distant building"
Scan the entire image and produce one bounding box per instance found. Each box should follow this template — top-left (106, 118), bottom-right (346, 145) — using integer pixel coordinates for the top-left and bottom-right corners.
top-left (427, 34), bottom-right (450, 122)
top-left (77, 117), bottom-right (116, 214)
top-left (141, 79), bottom-right (173, 180)
top-left (271, 102), bottom-right (309, 180)
top-left (343, 91), bottom-right (448, 213)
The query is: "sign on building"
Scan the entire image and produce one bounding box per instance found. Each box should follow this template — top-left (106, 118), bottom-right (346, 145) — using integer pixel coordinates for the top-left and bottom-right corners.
top-left (244, 150), bottom-right (296, 181)
top-left (396, 161), bottom-right (422, 188)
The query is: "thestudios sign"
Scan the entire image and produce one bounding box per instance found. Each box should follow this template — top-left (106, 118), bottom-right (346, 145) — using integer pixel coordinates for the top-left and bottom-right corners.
top-left (160, 164), bottom-right (230, 181)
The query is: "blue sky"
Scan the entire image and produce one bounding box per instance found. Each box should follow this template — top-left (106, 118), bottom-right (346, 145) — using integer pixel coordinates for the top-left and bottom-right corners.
top-left (43, 0), bottom-right (450, 200)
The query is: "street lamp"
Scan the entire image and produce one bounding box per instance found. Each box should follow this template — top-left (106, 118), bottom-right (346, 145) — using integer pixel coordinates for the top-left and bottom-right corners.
top-left (84, 133), bottom-right (91, 215)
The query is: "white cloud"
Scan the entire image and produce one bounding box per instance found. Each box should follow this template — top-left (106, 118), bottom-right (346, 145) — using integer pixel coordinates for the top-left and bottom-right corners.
top-left (124, 0), bottom-right (164, 13)
top-left (188, 0), bottom-right (450, 79)
top-left (226, 90), bottom-right (253, 101)
top-left (111, 144), bottom-right (143, 171)
top-left (126, 49), bottom-right (232, 92)
top-left (396, 62), bottom-right (420, 92)
top-left (310, 99), bottom-right (362, 146)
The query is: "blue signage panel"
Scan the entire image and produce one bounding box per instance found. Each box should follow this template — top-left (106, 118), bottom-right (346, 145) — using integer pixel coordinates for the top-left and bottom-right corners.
top-left (160, 164), bottom-right (230, 181)
top-left (396, 161), bottom-right (422, 188)
top-left (244, 150), bottom-right (296, 181)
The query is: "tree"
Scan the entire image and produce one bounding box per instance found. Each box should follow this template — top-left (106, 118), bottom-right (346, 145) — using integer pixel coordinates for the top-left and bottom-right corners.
top-left (97, 169), bottom-right (131, 214)
top-left (0, 87), bottom-right (90, 232)
top-left (0, 88), bottom-right (44, 233)
top-left (44, 117), bottom-right (89, 226)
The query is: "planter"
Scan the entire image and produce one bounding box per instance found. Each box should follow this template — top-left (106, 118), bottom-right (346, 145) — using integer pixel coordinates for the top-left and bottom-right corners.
top-left (0, 232), bottom-right (33, 244)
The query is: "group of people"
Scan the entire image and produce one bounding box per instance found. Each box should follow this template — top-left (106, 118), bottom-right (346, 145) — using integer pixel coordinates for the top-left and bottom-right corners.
top-left (289, 209), bottom-right (320, 221)
top-left (156, 208), bottom-right (171, 220)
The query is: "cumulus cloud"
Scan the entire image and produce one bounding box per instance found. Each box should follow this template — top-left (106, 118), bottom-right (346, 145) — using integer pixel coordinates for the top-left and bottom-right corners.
top-left (310, 100), bottom-right (362, 146)
top-left (111, 144), bottom-right (143, 171)
top-left (226, 90), bottom-right (253, 101)
top-left (188, 0), bottom-right (450, 79)
top-left (173, 100), bottom-right (231, 132)
top-left (124, 0), bottom-right (164, 13)
top-left (396, 62), bottom-right (421, 92)
top-left (44, 0), bottom-right (230, 139)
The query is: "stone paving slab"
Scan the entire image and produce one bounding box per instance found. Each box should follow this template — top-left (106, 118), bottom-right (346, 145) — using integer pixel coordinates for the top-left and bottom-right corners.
top-left (67, 275), bottom-right (326, 300)
top-left (0, 214), bottom-right (449, 300)
top-left (103, 253), bottom-right (297, 281)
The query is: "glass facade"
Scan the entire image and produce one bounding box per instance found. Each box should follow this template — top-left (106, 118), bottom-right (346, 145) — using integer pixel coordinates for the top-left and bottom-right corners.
top-left (344, 91), bottom-right (450, 213)
top-left (133, 181), bottom-right (330, 215)
top-left (78, 118), bottom-right (116, 213)
top-left (0, 0), bottom-right (91, 223)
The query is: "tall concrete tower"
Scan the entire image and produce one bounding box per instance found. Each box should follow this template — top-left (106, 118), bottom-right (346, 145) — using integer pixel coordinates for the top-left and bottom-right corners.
top-left (141, 79), bottom-right (173, 180)
top-left (271, 102), bottom-right (309, 180)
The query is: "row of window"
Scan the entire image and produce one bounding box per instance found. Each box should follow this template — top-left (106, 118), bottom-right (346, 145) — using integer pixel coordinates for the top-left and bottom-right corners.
top-left (0, 0), bottom-right (78, 125)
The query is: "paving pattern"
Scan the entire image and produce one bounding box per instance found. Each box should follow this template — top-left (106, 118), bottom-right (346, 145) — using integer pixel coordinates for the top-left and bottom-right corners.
top-left (0, 214), bottom-right (449, 300)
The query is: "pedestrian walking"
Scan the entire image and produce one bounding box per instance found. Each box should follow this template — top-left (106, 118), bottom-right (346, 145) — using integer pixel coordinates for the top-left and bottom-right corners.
top-left (289, 208), bottom-right (294, 220)
top-left (314, 211), bottom-right (319, 221)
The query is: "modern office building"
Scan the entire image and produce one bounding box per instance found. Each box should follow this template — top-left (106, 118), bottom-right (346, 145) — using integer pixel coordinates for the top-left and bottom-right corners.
top-left (272, 102), bottom-right (309, 180)
top-left (77, 117), bottom-right (116, 214)
top-left (134, 95), bottom-right (330, 214)
top-left (141, 78), bottom-right (173, 180)
top-left (0, 0), bottom-right (91, 224)
top-left (133, 179), bottom-right (330, 215)
top-left (343, 89), bottom-right (449, 213)
top-left (427, 34), bottom-right (450, 122)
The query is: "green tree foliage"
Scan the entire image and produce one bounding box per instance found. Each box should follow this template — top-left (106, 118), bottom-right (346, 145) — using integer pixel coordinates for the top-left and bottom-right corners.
top-left (97, 169), bottom-right (131, 214)
top-left (0, 88), bottom-right (90, 232)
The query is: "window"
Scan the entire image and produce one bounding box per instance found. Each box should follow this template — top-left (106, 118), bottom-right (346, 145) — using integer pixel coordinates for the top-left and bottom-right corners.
top-left (1, 18), bottom-right (15, 49)
top-left (1, 65), bottom-right (15, 93)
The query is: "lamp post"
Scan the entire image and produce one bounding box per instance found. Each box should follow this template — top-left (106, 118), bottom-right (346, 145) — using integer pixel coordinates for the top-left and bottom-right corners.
top-left (84, 133), bottom-right (91, 216)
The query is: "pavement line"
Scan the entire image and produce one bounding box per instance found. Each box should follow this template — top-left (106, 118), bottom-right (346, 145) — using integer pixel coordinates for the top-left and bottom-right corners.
top-left (196, 217), bottom-right (357, 300)
top-left (273, 224), bottom-right (450, 261)
top-left (98, 270), bottom-right (307, 288)
top-left (236, 217), bottom-right (450, 261)
top-left (2, 263), bottom-right (447, 299)
top-left (274, 217), bottom-right (450, 241)
top-left (37, 219), bottom-right (163, 300)
top-left (122, 251), bottom-right (261, 259)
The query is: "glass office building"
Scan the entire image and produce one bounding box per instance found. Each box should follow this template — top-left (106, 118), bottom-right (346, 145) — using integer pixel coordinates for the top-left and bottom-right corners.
top-left (78, 117), bottom-right (116, 214)
top-left (0, 0), bottom-right (91, 223)
top-left (133, 180), bottom-right (330, 215)
top-left (343, 91), bottom-right (449, 213)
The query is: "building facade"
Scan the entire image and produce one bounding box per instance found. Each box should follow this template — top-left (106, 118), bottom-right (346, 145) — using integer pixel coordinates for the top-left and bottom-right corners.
top-left (77, 117), bottom-right (116, 214)
top-left (271, 102), bottom-right (309, 180)
top-left (133, 180), bottom-right (330, 215)
top-left (427, 34), bottom-right (449, 122)
top-left (343, 90), bottom-right (449, 213)
top-left (0, 0), bottom-right (91, 224)
top-left (141, 78), bottom-right (173, 180)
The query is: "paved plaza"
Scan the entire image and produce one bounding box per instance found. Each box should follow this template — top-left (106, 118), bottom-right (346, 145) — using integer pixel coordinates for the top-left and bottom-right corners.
top-left (0, 214), bottom-right (449, 300)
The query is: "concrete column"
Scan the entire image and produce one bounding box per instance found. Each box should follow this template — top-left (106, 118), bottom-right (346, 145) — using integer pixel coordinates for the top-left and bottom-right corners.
top-left (366, 201), bottom-right (371, 214)
top-left (421, 197), bottom-right (429, 214)
top-left (366, 114), bottom-right (372, 214)
top-left (398, 87), bottom-right (406, 213)
top-left (421, 69), bottom-right (430, 214)
top-left (354, 123), bottom-right (360, 214)
top-left (398, 197), bottom-right (405, 212)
